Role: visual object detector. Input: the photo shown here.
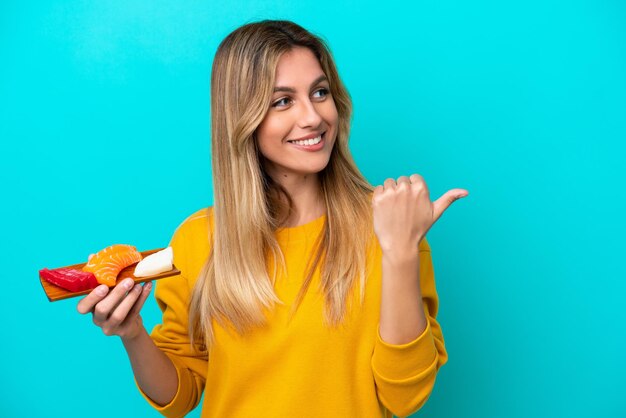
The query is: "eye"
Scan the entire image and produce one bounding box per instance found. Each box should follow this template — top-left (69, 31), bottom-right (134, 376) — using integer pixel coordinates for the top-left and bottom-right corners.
top-left (312, 88), bottom-right (329, 99)
top-left (271, 97), bottom-right (291, 108)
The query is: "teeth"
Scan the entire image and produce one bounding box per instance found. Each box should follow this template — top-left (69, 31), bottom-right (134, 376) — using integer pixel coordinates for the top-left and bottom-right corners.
top-left (290, 135), bottom-right (322, 146)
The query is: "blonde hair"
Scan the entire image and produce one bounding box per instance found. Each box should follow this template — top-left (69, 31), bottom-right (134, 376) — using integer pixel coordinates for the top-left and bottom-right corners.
top-left (190, 20), bottom-right (374, 349)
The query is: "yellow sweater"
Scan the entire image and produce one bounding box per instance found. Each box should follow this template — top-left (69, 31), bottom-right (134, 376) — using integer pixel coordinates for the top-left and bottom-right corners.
top-left (138, 207), bottom-right (447, 418)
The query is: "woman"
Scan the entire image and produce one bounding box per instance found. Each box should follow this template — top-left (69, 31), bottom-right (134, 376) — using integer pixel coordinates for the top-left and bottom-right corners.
top-left (77, 20), bottom-right (468, 417)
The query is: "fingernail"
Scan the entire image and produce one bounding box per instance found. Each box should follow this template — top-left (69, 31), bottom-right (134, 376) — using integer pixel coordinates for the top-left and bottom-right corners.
top-left (96, 285), bottom-right (108, 296)
top-left (134, 284), bottom-right (142, 292)
top-left (124, 279), bottom-right (134, 289)
top-left (145, 282), bottom-right (153, 291)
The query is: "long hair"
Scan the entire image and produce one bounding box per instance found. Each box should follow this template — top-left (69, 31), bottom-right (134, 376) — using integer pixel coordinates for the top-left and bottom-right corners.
top-left (189, 20), bottom-right (375, 349)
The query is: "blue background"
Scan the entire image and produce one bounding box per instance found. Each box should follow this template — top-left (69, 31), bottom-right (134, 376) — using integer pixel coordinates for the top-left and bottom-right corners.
top-left (1, 1), bottom-right (625, 417)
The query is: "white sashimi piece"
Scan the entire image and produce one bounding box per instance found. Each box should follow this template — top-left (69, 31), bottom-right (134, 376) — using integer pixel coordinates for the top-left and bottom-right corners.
top-left (134, 247), bottom-right (173, 277)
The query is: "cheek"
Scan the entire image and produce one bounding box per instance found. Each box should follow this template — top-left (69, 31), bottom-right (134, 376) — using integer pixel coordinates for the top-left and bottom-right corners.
top-left (323, 102), bottom-right (339, 137)
top-left (256, 134), bottom-right (278, 162)
top-left (257, 115), bottom-right (291, 144)
top-left (255, 119), bottom-right (279, 153)
top-left (323, 100), bottom-right (339, 124)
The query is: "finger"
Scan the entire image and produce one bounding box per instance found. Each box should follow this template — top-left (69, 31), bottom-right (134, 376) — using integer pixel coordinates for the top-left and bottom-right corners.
top-left (77, 284), bottom-right (110, 314)
top-left (432, 188), bottom-right (469, 222)
top-left (409, 174), bottom-right (429, 196)
top-left (107, 283), bottom-right (145, 326)
top-left (372, 185), bottom-right (384, 199)
top-left (124, 282), bottom-right (153, 321)
top-left (396, 176), bottom-right (410, 188)
top-left (92, 278), bottom-right (136, 322)
top-left (409, 174), bottom-right (423, 184)
top-left (383, 178), bottom-right (396, 191)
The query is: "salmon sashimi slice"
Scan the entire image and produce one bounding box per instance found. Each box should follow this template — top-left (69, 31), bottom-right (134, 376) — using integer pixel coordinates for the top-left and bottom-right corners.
top-left (82, 244), bottom-right (143, 286)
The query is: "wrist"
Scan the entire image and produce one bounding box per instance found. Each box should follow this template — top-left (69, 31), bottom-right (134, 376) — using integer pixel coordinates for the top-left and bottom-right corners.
top-left (381, 245), bottom-right (420, 266)
top-left (121, 320), bottom-right (148, 346)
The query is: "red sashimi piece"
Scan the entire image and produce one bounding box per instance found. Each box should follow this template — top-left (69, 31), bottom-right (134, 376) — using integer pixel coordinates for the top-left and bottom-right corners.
top-left (39, 269), bottom-right (77, 291)
top-left (74, 270), bottom-right (96, 288)
top-left (61, 269), bottom-right (99, 291)
top-left (40, 268), bottom-right (98, 292)
top-left (40, 268), bottom-right (99, 292)
top-left (40, 269), bottom-right (78, 292)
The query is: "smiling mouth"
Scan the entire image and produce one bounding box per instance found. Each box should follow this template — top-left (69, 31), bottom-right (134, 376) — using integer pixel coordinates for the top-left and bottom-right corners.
top-left (287, 132), bottom-right (325, 146)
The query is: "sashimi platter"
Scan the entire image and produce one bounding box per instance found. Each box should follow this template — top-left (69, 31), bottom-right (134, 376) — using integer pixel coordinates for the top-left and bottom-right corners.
top-left (39, 245), bottom-right (180, 302)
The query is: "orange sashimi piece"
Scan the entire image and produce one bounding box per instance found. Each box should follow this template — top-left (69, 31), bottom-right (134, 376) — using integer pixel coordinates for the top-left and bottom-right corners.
top-left (82, 244), bottom-right (143, 286)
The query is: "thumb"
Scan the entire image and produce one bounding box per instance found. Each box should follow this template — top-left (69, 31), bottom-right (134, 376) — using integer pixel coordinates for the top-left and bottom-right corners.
top-left (372, 185), bottom-right (384, 201)
top-left (432, 188), bottom-right (469, 222)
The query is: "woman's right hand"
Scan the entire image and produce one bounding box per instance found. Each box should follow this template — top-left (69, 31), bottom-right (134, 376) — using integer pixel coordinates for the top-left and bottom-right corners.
top-left (76, 278), bottom-right (153, 342)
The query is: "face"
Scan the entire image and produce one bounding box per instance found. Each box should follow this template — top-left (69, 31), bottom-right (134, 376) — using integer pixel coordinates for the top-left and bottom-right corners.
top-left (255, 47), bottom-right (338, 182)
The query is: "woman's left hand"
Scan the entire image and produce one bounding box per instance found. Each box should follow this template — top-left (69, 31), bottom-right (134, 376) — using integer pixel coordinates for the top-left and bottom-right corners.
top-left (372, 174), bottom-right (468, 255)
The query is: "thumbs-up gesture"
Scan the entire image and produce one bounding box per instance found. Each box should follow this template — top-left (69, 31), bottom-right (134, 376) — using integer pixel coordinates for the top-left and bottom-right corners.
top-left (372, 174), bottom-right (468, 256)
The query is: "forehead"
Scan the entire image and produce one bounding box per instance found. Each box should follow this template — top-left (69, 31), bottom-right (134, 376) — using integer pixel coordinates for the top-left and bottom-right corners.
top-left (274, 47), bottom-right (325, 86)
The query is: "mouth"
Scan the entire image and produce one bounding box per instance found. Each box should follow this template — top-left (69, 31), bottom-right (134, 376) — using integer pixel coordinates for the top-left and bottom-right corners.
top-left (287, 132), bottom-right (326, 150)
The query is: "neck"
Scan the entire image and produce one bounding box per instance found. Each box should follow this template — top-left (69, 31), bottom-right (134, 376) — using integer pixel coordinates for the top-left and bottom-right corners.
top-left (273, 173), bottom-right (325, 227)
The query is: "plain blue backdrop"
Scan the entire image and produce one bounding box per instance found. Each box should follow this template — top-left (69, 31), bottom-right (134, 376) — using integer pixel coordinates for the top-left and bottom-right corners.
top-left (1, 1), bottom-right (625, 417)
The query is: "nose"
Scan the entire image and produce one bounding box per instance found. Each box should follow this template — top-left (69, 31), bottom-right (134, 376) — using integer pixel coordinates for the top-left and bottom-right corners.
top-left (296, 98), bottom-right (323, 129)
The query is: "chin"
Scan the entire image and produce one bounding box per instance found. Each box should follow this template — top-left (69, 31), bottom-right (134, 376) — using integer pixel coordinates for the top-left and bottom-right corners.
top-left (305, 159), bottom-right (332, 174)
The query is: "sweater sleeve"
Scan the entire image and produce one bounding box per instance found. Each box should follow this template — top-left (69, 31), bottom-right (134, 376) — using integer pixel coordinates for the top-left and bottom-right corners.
top-left (371, 238), bottom-right (448, 417)
top-left (135, 217), bottom-right (209, 418)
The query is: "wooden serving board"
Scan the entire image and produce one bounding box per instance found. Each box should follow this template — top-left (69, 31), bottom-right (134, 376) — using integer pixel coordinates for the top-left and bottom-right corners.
top-left (40, 248), bottom-right (181, 302)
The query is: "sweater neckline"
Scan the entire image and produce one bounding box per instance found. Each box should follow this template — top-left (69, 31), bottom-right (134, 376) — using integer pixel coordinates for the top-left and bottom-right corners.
top-left (275, 214), bottom-right (326, 243)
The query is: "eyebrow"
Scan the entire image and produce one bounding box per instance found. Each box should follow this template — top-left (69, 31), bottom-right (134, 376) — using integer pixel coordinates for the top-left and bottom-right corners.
top-left (273, 75), bottom-right (328, 93)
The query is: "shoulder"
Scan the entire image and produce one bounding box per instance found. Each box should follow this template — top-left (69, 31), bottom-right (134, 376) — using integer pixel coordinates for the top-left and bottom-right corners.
top-left (171, 206), bottom-right (214, 241)
top-left (183, 206), bottom-right (213, 223)
top-left (167, 207), bottom-right (214, 273)
top-left (180, 206), bottom-right (214, 227)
